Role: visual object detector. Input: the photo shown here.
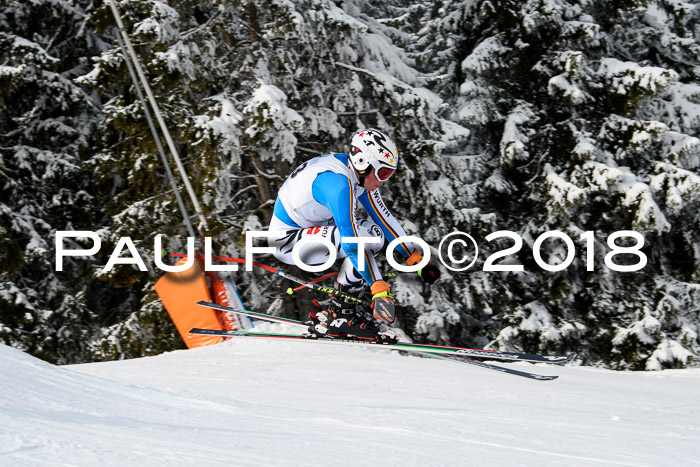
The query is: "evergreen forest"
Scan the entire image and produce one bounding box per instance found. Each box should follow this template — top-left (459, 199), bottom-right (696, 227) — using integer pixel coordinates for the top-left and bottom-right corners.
top-left (1, 0), bottom-right (699, 369)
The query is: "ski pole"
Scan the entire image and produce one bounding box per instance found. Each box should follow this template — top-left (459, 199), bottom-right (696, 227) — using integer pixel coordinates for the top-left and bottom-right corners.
top-left (168, 253), bottom-right (371, 305)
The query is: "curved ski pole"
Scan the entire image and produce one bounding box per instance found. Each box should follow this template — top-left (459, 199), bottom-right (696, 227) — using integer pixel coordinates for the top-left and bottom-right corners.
top-left (289, 271), bottom-right (401, 292)
top-left (289, 272), bottom-right (339, 292)
top-left (168, 252), bottom-right (371, 305)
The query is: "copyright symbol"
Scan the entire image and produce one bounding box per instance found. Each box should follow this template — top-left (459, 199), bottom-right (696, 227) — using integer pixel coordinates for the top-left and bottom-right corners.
top-left (438, 231), bottom-right (479, 272)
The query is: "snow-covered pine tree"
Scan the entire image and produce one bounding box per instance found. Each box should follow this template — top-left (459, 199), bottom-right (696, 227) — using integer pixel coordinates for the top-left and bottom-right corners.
top-left (0, 0), bottom-right (106, 363)
top-left (415, 0), bottom-right (699, 368)
top-left (78, 0), bottom-right (230, 359)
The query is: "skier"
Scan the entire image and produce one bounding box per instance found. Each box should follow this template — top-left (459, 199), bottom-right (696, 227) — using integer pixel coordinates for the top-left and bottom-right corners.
top-left (268, 129), bottom-right (440, 341)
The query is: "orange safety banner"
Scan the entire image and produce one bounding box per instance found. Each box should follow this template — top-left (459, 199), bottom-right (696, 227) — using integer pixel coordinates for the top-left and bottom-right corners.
top-left (155, 258), bottom-right (223, 348)
top-left (207, 271), bottom-right (238, 331)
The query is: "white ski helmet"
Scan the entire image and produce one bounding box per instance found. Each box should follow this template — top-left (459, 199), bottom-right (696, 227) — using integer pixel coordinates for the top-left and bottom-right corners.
top-left (349, 129), bottom-right (399, 182)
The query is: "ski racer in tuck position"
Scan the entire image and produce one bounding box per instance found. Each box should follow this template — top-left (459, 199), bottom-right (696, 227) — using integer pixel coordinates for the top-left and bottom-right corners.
top-left (268, 129), bottom-right (440, 342)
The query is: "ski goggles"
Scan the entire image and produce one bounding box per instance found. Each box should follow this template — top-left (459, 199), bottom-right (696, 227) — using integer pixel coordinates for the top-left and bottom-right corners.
top-left (375, 165), bottom-right (396, 182)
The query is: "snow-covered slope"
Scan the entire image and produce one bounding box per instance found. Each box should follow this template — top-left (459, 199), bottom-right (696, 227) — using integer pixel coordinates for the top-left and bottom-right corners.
top-left (2, 329), bottom-right (699, 466)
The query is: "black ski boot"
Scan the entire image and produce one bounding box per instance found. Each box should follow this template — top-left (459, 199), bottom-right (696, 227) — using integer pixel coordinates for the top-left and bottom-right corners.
top-left (308, 298), bottom-right (331, 335)
top-left (308, 283), bottom-right (382, 339)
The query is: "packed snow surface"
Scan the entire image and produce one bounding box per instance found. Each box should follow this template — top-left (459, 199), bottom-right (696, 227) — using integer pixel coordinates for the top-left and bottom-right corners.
top-left (2, 328), bottom-right (699, 466)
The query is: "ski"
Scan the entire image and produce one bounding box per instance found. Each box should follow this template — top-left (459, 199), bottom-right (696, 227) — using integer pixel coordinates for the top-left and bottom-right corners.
top-left (196, 301), bottom-right (574, 364)
top-left (423, 353), bottom-right (558, 381)
top-left (198, 301), bottom-right (311, 329)
top-left (189, 328), bottom-right (559, 380)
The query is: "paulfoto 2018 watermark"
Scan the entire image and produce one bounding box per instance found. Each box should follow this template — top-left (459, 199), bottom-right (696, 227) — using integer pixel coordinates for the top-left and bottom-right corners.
top-left (54, 230), bottom-right (647, 274)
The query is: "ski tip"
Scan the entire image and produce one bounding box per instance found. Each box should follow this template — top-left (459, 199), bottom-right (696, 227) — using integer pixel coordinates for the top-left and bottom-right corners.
top-left (562, 353), bottom-right (576, 363)
top-left (545, 352), bottom-right (576, 364)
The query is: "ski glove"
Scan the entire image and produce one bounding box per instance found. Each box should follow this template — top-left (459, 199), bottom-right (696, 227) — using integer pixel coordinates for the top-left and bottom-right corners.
top-left (406, 251), bottom-right (441, 285)
top-left (370, 280), bottom-right (395, 323)
top-left (418, 262), bottom-right (441, 285)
